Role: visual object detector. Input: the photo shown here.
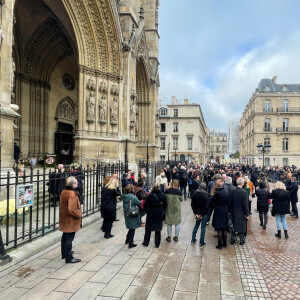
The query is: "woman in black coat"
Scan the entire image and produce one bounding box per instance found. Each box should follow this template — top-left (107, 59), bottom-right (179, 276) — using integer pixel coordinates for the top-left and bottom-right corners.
top-left (142, 183), bottom-right (167, 248)
top-left (211, 181), bottom-right (230, 249)
top-left (256, 182), bottom-right (270, 229)
top-left (100, 177), bottom-right (121, 239)
top-left (270, 181), bottom-right (290, 239)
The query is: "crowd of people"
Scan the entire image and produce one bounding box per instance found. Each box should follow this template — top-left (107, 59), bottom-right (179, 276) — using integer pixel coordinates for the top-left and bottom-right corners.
top-left (58, 162), bottom-right (298, 263)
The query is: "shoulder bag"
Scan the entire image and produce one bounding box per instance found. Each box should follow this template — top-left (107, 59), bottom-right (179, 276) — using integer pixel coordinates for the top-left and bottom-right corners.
top-left (127, 197), bottom-right (139, 218)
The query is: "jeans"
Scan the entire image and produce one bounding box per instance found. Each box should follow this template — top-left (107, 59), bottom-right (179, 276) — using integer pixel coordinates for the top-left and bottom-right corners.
top-left (180, 185), bottom-right (187, 200)
top-left (126, 229), bottom-right (135, 243)
top-left (167, 224), bottom-right (180, 237)
top-left (275, 214), bottom-right (288, 230)
top-left (61, 232), bottom-right (75, 261)
top-left (191, 215), bottom-right (208, 245)
top-left (291, 202), bottom-right (298, 217)
top-left (143, 230), bottom-right (161, 247)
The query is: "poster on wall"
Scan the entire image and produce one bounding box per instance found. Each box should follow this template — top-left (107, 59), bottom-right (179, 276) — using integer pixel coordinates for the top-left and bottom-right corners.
top-left (16, 184), bottom-right (34, 208)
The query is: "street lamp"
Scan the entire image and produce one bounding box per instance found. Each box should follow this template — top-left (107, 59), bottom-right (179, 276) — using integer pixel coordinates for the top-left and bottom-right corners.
top-left (124, 139), bottom-right (128, 171)
top-left (167, 143), bottom-right (170, 165)
top-left (257, 143), bottom-right (271, 169)
top-left (146, 141), bottom-right (149, 175)
top-left (174, 148), bottom-right (177, 165)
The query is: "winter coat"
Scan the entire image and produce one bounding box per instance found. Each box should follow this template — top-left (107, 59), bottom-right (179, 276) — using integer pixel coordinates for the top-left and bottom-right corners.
top-left (165, 188), bottom-right (183, 225)
top-left (191, 188), bottom-right (209, 216)
top-left (224, 183), bottom-right (236, 196)
top-left (289, 182), bottom-right (298, 203)
top-left (192, 180), bottom-right (200, 193)
top-left (256, 188), bottom-right (269, 213)
top-left (144, 190), bottom-right (167, 231)
top-left (270, 189), bottom-right (290, 215)
top-left (166, 169), bottom-right (172, 183)
top-left (100, 187), bottom-right (121, 221)
top-left (251, 173), bottom-right (258, 187)
top-left (229, 187), bottom-right (249, 233)
top-left (121, 177), bottom-right (131, 189)
top-left (122, 193), bottom-right (141, 229)
top-left (59, 188), bottom-right (82, 233)
top-left (171, 171), bottom-right (179, 181)
top-left (212, 187), bottom-right (229, 230)
top-left (179, 169), bottom-right (188, 187)
top-left (135, 187), bottom-right (146, 201)
top-left (243, 184), bottom-right (250, 198)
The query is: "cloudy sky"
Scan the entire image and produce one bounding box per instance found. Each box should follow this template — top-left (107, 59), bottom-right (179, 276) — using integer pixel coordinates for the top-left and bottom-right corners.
top-left (159, 0), bottom-right (300, 130)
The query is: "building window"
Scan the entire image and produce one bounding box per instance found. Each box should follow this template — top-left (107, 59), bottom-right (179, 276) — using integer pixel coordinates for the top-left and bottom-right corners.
top-left (265, 157), bottom-right (270, 166)
top-left (282, 99), bottom-right (288, 112)
top-left (264, 100), bottom-right (271, 112)
top-left (283, 158), bottom-right (289, 166)
top-left (160, 123), bottom-right (166, 132)
top-left (264, 138), bottom-right (270, 146)
top-left (187, 137), bottom-right (193, 150)
top-left (160, 137), bottom-right (165, 150)
top-left (283, 138), bottom-right (289, 151)
top-left (173, 109), bottom-right (178, 117)
top-left (160, 155), bottom-right (166, 162)
top-left (222, 145), bottom-right (226, 151)
top-left (173, 123), bottom-right (178, 132)
top-left (159, 108), bottom-right (168, 116)
top-left (264, 118), bottom-right (271, 131)
top-left (216, 145), bottom-right (220, 151)
top-left (283, 118), bottom-right (289, 131)
top-left (173, 137), bottom-right (178, 150)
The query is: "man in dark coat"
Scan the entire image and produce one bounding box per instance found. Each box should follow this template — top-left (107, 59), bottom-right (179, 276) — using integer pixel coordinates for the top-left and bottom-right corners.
top-left (229, 177), bottom-right (249, 245)
top-left (191, 183), bottom-right (209, 247)
top-left (14, 143), bottom-right (20, 162)
top-left (142, 184), bottom-right (167, 248)
top-left (172, 167), bottom-right (179, 181)
top-left (165, 165), bottom-right (172, 184)
top-left (289, 177), bottom-right (298, 218)
top-left (179, 166), bottom-right (188, 200)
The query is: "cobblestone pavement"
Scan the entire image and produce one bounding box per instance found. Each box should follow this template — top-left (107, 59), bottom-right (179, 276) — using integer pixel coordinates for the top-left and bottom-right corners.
top-left (247, 184), bottom-right (300, 300)
top-left (0, 187), bottom-right (298, 300)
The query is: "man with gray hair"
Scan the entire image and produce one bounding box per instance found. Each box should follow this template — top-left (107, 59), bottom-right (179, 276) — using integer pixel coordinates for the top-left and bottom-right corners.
top-left (229, 177), bottom-right (249, 245)
top-left (59, 176), bottom-right (82, 263)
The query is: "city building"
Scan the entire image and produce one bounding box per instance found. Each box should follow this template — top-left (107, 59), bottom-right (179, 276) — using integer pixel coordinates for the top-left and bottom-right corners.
top-left (227, 119), bottom-right (240, 154)
top-left (158, 96), bottom-right (208, 164)
top-left (0, 0), bottom-right (160, 169)
top-left (208, 130), bottom-right (227, 163)
top-left (240, 76), bottom-right (300, 167)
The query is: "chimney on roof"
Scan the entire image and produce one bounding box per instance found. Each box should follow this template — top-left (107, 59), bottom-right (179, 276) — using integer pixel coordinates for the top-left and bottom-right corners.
top-left (183, 99), bottom-right (189, 105)
top-left (272, 76), bottom-right (277, 84)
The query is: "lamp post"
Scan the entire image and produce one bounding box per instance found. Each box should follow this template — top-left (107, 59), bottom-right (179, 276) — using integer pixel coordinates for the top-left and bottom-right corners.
top-left (174, 148), bottom-right (177, 165)
top-left (257, 143), bottom-right (271, 170)
top-left (167, 142), bottom-right (170, 165)
top-left (124, 138), bottom-right (128, 171)
top-left (146, 141), bottom-right (149, 175)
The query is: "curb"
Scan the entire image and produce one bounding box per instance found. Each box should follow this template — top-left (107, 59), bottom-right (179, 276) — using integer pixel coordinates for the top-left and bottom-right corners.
top-left (0, 202), bottom-right (123, 273)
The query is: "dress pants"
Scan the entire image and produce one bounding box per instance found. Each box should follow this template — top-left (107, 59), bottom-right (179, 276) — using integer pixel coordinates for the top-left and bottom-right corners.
top-left (126, 229), bottom-right (135, 243)
top-left (291, 202), bottom-right (298, 217)
top-left (61, 232), bottom-right (75, 261)
top-left (103, 219), bottom-right (113, 234)
top-left (143, 230), bottom-right (161, 247)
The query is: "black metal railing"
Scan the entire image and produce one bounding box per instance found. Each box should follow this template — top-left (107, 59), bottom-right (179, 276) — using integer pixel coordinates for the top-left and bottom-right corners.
top-left (0, 161), bottom-right (125, 250)
top-left (276, 127), bottom-right (300, 133)
top-left (277, 107), bottom-right (300, 113)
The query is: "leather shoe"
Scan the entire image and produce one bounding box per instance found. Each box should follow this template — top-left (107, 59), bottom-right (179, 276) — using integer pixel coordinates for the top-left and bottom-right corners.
top-left (66, 257), bottom-right (81, 264)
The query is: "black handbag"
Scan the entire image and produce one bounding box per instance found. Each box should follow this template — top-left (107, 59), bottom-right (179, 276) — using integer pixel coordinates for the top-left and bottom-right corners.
top-left (127, 197), bottom-right (139, 218)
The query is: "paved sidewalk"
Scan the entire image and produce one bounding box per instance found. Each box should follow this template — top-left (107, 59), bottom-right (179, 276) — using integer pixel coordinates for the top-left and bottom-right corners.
top-left (0, 192), bottom-right (297, 300)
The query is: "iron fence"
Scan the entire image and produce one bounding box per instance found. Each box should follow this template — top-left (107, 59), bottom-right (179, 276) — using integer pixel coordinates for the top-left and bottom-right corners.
top-left (0, 161), bottom-right (125, 250)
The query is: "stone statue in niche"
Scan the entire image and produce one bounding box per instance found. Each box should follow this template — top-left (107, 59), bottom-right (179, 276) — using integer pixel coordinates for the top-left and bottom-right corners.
top-left (86, 91), bottom-right (95, 124)
top-left (11, 59), bottom-right (15, 100)
top-left (130, 97), bottom-right (137, 128)
top-left (110, 97), bottom-right (118, 125)
top-left (99, 96), bottom-right (107, 124)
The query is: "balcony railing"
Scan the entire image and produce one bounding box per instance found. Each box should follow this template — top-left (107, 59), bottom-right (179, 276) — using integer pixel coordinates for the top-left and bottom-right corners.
top-left (263, 108), bottom-right (273, 112)
top-left (264, 127), bottom-right (271, 132)
top-left (276, 107), bottom-right (300, 113)
top-left (276, 127), bottom-right (300, 133)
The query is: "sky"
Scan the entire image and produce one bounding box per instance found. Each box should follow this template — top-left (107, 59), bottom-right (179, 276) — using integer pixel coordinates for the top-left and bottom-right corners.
top-left (159, 0), bottom-right (300, 130)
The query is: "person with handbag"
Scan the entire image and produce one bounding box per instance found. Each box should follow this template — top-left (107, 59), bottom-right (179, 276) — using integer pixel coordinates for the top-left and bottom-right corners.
top-left (255, 181), bottom-right (269, 229)
top-left (270, 181), bottom-right (290, 239)
top-left (142, 183), bottom-right (167, 248)
top-left (100, 177), bottom-right (121, 239)
top-left (122, 184), bottom-right (141, 248)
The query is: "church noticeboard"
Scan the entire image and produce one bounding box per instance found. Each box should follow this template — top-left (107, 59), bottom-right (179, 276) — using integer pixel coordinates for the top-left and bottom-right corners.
top-left (45, 155), bottom-right (56, 167)
top-left (16, 184), bottom-right (34, 209)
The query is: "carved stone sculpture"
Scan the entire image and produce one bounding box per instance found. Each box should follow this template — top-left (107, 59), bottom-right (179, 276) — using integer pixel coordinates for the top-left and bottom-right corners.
top-left (110, 97), bottom-right (118, 125)
top-left (130, 96), bottom-right (137, 128)
top-left (11, 59), bottom-right (15, 100)
top-left (86, 91), bottom-right (95, 124)
top-left (99, 96), bottom-right (107, 124)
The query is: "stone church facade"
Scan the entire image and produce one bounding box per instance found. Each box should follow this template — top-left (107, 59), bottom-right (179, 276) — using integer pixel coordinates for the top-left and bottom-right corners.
top-left (0, 0), bottom-right (160, 168)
